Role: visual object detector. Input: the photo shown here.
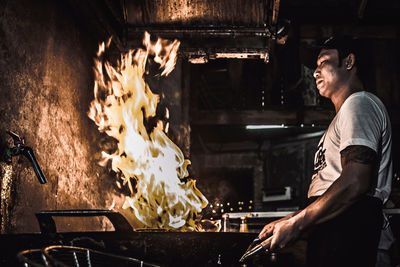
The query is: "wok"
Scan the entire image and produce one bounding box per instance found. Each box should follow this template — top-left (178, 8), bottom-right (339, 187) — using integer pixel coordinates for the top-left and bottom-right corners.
top-left (0, 210), bottom-right (261, 266)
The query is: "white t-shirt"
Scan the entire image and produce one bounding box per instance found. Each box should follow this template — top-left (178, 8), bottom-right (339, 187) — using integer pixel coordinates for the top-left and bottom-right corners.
top-left (308, 91), bottom-right (392, 203)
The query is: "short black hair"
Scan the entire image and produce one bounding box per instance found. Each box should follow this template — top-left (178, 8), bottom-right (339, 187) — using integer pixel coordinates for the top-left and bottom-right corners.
top-left (320, 35), bottom-right (360, 67)
top-left (320, 35), bottom-right (372, 88)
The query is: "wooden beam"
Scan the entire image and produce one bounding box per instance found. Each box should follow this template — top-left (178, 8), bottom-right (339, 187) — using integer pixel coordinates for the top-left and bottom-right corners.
top-left (302, 109), bottom-right (336, 125)
top-left (191, 110), bottom-right (297, 125)
top-left (190, 109), bottom-right (335, 126)
top-left (191, 108), bottom-right (400, 127)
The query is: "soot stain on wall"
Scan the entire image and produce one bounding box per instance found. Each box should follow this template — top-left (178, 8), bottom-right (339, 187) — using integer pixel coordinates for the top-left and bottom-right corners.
top-left (0, 0), bottom-right (122, 233)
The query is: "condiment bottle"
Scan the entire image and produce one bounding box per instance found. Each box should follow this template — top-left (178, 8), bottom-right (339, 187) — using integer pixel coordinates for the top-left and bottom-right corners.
top-left (240, 216), bottom-right (248, 232)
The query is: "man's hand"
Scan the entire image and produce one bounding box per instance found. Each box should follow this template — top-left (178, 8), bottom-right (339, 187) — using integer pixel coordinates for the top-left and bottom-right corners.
top-left (258, 216), bottom-right (302, 251)
top-left (258, 220), bottom-right (279, 240)
top-left (259, 211), bottom-right (299, 241)
top-left (269, 218), bottom-right (301, 251)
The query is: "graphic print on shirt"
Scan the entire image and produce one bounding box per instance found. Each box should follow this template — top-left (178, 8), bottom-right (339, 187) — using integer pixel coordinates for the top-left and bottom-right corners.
top-left (313, 134), bottom-right (327, 175)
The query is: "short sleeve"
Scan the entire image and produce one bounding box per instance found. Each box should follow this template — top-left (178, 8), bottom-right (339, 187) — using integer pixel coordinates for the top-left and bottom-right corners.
top-left (337, 94), bottom-right (383, 153)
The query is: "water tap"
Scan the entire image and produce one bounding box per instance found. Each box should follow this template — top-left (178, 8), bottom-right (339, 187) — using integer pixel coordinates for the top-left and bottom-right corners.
top-left (2, 131), bottom-right (47, 184)
top-left (222, 213), bottom-right (229, 232)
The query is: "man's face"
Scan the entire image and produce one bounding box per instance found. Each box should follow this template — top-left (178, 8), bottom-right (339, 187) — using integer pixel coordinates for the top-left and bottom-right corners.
top-left (313, 49), bottom-right (346, 98)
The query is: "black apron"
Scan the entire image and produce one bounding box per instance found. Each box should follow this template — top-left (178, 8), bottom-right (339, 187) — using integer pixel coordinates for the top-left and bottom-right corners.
top-left (307, 195), bottom-right (383, 267)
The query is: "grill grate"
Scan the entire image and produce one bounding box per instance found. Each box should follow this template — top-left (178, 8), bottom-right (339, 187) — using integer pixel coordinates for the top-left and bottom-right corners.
top-left (17, 245), bottom-right (161, 267)
top-left (17, 249), bottom-right (49, 267)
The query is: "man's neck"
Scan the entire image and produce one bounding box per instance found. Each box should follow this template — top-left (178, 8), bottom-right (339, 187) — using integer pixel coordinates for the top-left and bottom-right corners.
top-left (331, 79), bottom-right (363, 113)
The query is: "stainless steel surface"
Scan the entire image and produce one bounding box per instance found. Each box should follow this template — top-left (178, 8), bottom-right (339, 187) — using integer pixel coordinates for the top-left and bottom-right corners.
top-left (227, 208), bottom-right (399, 220)
top-left (225, 211), bottom-right (293, 219)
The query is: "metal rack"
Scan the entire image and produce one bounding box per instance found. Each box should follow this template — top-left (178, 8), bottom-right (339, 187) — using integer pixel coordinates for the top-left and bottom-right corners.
top-left (17, 245), bottom-right (161, 267)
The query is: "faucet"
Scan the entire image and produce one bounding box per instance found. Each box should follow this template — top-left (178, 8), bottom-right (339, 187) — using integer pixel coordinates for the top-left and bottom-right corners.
top-left (1, 131), bottom-right (47, 184)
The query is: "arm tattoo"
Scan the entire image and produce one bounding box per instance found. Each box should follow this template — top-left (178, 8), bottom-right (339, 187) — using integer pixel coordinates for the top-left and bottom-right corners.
top-left (340, 145), bottom-right (377, 166)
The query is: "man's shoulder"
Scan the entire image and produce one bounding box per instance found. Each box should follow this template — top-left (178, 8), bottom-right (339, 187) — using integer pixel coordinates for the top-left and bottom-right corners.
top-left (344, 91), bottom-right (385, 111)
top-left (348, 91), bottom-right (382, 103)
top-left (338, 91), bottom-right (389, 132)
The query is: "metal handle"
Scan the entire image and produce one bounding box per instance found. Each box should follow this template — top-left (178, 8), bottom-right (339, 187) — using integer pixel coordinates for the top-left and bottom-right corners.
top-left (239, 235), bottom-right (273, 263)
top-left (35, 209), bottom-right (133, 234)
top-left (21, 146), bottom-right (47, 184)
top-left (4, 130), bottom-right (47, 184)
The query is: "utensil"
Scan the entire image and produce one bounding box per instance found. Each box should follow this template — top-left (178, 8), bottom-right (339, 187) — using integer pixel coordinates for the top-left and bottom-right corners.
top-left (239, 235), bottom-right (273, 263)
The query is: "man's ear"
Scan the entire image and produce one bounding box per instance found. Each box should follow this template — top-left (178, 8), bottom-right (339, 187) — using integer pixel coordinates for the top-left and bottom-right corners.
top-left (345, 53), bottom-right (355, 70)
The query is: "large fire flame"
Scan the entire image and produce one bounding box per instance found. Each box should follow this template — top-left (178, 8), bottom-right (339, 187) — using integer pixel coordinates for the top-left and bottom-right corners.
top-left (88, 33), bottom-right (208, 231)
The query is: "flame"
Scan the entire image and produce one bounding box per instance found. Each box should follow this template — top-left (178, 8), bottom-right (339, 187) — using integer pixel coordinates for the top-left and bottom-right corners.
top-left (88, 32), bottom-right (208, 231)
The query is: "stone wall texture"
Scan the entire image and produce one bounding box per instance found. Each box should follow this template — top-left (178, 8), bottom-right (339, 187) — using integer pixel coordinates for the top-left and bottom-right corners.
top-left (0, 0), bottom-right (123, 233)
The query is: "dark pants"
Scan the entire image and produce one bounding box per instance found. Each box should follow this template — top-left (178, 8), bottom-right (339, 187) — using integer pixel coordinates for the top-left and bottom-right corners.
top-left (307, 196), bottom-right (383, 267)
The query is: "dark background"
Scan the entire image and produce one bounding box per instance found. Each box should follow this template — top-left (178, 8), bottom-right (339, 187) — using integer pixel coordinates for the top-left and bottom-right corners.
top-left (0, 0), bottom-right (399, 252)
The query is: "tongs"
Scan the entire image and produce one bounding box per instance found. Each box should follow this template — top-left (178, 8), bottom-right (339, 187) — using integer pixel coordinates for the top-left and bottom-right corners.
top-left (239, 235), bottom-right (273, 263)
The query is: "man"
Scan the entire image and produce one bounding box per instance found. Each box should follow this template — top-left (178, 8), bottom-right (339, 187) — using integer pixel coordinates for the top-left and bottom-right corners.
top-left (258, 35), bottom-right (392, 267)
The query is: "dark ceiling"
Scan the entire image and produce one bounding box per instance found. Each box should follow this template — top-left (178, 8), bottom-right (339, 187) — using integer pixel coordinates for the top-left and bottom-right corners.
top-left (68, 0), bottom-right (400, 143)
top-left (123, 0), bottom-right (270, 26)
top-left (77, 0), bottom-right (400, 51)
top-left (120, 0), bottom-right (400, 26)
top-left (84, 0), bottom-right (399, 62)
top-left (279, 0), bottom-right (400, 24)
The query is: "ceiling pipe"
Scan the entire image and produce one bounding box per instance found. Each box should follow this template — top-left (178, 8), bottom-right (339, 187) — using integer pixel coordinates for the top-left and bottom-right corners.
top-left (127, 25), bottom-right (274, 38)
top-left (126, 26), bottom-right (273, 62)
top-left (358, 0), bottom-right (368, 19)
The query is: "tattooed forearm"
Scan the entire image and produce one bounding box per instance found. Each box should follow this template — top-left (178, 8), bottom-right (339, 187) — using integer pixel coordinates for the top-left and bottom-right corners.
top-left (340, 145), bottom-right (377, 166)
